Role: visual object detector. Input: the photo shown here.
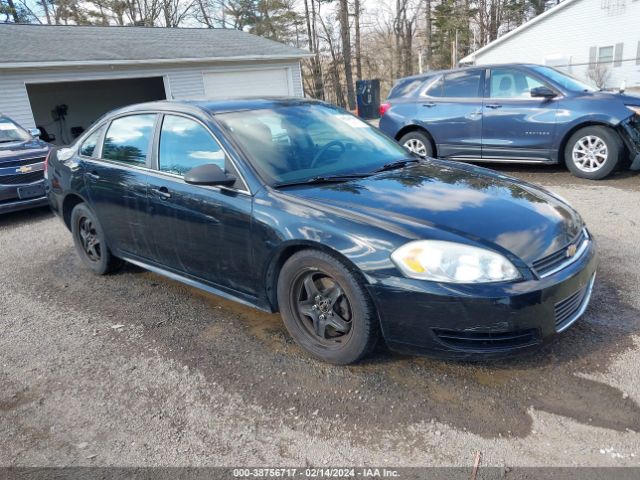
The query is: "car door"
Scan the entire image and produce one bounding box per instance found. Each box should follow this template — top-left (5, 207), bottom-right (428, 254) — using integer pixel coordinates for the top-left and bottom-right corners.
top-left (83, 114), bottom-right (157, 259)
top-left (481, 67), bottom-right (560, 161)
top-left (416, 69), bottom-right (484, 159)
top-left (146, 113), bottom-right (255, 295)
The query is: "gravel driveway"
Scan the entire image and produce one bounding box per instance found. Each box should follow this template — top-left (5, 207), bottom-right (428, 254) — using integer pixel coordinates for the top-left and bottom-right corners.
top-left (1, 165), bottom-right (639, 469)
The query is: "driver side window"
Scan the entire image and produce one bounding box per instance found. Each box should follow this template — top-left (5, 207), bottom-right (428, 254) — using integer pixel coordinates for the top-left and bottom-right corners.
top-left (158, 115), bottom-right (244, 190)
top-left (490, 68), bottom-right (545, 98)
top-left (158, 115), bottom-right (226, 175)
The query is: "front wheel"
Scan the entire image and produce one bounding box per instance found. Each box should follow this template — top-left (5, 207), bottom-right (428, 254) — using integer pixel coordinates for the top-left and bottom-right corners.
top-left (71, 203), bottom-right (122, 275)
top-left (564, 126), bottom-right (623, 179)
top-left (277, 250), bottom-right (379, 365)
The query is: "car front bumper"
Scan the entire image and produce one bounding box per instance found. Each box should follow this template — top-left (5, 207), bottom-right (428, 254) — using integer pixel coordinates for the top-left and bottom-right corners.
top-left (620, 116), bottom-right (640, 170)
top-left (367, 239), bottom-right (598, 359)
top-left (0, 179), bottom-right (48, 214)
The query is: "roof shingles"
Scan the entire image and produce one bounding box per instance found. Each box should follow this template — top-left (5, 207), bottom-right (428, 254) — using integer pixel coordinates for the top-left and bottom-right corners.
top-left (0, 24), bottom-right (310, 65)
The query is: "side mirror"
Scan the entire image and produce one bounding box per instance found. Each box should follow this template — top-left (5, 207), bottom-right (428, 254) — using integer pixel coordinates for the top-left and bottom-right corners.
top-left (530, 86), bottom-right (557, 99)
top-left (28, 128), bottom-right (41, 138)
top-left (184, 164), bottom-right (236, 187)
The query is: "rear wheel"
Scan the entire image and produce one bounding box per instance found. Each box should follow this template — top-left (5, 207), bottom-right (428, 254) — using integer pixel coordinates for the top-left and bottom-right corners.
top-left (71, 203), bottom-right (122, 275)
top-left (564, 126), bottom-right (623, 179)
top-left (399, 131), bottom-right (434, 158)
top-left (277, 250), bottom-right (378, 365)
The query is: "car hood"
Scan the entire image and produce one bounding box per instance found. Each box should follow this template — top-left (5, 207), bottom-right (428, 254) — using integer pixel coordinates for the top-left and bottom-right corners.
top-left (617, 92), bottom-right (640, 106)
top-left (287, 161), bottom-right (584, 264)
top-left (587, 91), bottom-right (640, 106)
top-left (0, 139), bottom-right (50, 163)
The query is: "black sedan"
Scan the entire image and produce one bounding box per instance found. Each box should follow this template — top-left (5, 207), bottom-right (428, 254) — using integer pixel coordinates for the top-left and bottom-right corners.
top-left (1, 114), bottom-right (51, 214)
top-left (45, 99), bottom-right (597, 364)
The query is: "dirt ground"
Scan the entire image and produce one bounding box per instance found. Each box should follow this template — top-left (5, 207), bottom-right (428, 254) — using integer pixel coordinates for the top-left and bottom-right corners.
top-left (1, 164), bottom-right (639, 468)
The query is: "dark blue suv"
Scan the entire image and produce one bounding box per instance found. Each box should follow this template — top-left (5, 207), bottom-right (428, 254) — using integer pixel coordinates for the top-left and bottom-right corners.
top-left (0, 114), bottom-right (51, 213)
top-left (379, 64), bottom-right (640, 179)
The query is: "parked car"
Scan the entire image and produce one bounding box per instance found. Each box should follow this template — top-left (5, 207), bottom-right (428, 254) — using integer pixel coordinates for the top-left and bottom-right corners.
top-left (0, 114), bottom-right (52, 214)
top-left (379, 64), bottom-right (640, 180)
top-left (46, 99), bottom-right (597, 364)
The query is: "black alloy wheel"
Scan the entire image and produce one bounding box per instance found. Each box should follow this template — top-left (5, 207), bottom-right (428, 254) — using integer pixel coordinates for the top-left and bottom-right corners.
top-left (293, 270), bottom-right (353, 346)
top-left (78, 216), bottom-right (101, 262)
top-left (277, 250), bottom-right (378, 364)
top-left (71, 203), bottom-right (122, 275)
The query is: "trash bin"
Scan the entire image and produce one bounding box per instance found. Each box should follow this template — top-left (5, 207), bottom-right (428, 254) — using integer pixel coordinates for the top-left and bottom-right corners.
top-left (356, 79), bottom-right (381, 120)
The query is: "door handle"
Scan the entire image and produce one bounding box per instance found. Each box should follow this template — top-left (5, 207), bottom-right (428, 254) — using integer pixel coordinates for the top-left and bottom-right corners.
top-left (85, 171), bottom-right (100, 181)
top-left (151, 187), bottom-right (171, 200)
top-left (485, 104), bottom-right (502, 109)
top-left (422, 102), bottom-right (437, 108)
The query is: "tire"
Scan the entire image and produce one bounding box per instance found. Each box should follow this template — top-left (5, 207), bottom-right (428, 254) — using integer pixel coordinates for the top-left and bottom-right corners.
top-left (70, 203), bottom-right (122, 275)
top-left (399, 131), bottom-right (434, 158)
top-left (277, 250), bottom-right (379, 365)
top-left (564, 126), bottom-right (623, 180)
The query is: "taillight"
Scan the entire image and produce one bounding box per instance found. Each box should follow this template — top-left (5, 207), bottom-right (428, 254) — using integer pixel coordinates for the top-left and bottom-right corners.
top-left (379, 102), bottom-right (391, 117)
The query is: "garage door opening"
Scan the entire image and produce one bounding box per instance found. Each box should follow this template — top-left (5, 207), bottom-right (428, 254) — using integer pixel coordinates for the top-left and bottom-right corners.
top-left (26, 77), bottom-right (166, 145)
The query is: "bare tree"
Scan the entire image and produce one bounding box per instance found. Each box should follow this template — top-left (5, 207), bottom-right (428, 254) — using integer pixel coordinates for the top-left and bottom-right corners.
top-left (392, 0), bottom-right (420, 78)
top-left (161, 0), bottom-right (194, 27)
top-left (338, 0), bottom-right (356, 110)
top-left (303, 0), bottom-right (324, 98)
top-left (586, 64), bottom-right (611, 90)
top-left (353, 0), bottom-right (362, 80)
top-left (424, 0), bottom-right (432, 71)
top-left (318, 10), bottom-right (346, 108)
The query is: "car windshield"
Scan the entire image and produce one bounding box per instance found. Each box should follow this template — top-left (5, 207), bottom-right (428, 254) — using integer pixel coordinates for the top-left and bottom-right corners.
top-left (0, 117), bottom-right (31, 143)
top-left (531, 66), bottom-right (597, 93)
top-left (216, 104), bottom-right (412, 185)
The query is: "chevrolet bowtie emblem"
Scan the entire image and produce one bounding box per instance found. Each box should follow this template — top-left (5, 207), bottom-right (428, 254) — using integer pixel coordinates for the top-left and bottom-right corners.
top-left (16, 165), bottom-right (33, 174)
top-left (566, 244), bottom-right (578, 258)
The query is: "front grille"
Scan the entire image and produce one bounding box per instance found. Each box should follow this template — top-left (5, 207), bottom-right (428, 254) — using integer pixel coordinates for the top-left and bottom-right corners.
top-left (554, 274), bottom-right (596, 332)
top-left (0, 171), bottom-right (44, 185)
top-left (0, 156), bottom-right (45, 169)
top-left (533, 229), bottom-right (587, 277)
top-left (432, 328), bottom-right (539, 352)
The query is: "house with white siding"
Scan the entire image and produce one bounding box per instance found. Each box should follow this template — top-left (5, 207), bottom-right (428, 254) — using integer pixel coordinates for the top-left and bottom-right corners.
top-left (460, 0), bottom-right (640, 91)
top-left (0, 24), bottom-right (310, 145)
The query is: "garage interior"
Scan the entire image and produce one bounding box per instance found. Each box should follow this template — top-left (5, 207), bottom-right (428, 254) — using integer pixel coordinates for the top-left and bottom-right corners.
top-left (26, 77), bottom-right (166, 145)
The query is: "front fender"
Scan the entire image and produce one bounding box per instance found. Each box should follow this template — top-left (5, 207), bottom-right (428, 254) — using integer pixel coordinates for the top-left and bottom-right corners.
top-left (252, 189), bottom-right (409, 290)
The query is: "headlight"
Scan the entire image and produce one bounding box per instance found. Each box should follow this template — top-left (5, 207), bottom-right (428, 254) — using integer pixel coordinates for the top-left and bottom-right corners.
top-left (391, 240), bottom-right (521, 283)
top-left (626, 105), bottom-right (640, 116)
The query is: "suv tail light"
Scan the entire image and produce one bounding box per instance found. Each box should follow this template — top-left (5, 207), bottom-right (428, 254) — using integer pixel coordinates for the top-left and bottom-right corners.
top-left (379, 102), bottom-right (391, 117)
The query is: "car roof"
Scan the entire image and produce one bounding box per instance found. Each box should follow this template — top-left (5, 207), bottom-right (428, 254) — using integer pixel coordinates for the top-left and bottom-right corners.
top-left (399, 63), bottom-right (543, 82)
top-left (106, 97), bottom-right (326, 118)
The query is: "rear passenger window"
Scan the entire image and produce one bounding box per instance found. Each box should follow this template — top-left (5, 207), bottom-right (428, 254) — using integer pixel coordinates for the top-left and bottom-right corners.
top-left (102, 114), bottom-right (156, 165)
top-left (389, 78), bottom-right (425, 98)
top-left (423, 76), bottom-right (444, 97)
top-left (79, 126), bottom-right (104, 157)
top-left (442, 70), bottom-right (482, 98)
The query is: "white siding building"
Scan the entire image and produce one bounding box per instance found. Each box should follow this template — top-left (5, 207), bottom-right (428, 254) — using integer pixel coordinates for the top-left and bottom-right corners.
top-left (460, 0), bottom-right (640, 91)
top-left (0, 24), bottom-right (310, 145)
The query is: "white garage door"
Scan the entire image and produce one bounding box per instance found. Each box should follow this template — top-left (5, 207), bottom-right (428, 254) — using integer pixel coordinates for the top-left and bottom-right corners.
top-left (203, 68), bottom-right (291, 99)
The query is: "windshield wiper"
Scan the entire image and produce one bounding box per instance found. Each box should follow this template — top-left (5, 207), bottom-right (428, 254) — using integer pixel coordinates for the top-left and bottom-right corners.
top-left (372, 157), bottom-right (420, 173)
top-left (273, 173), bottom-right (371, 188)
